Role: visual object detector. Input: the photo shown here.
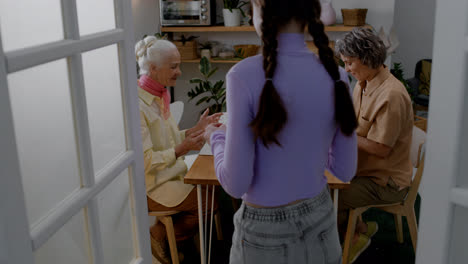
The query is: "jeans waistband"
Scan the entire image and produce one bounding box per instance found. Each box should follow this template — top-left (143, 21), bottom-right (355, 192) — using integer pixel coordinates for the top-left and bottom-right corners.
top-left (240, 187), bottom-right (330, 222)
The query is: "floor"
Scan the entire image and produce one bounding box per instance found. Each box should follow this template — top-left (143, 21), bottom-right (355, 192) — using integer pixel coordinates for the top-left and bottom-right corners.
top-left (152, 193), bottom-right (420, 264)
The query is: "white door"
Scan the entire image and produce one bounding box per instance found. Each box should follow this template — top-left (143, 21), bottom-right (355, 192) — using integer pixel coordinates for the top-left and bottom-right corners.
top-left (0, 1), bottom-right (151, 263)
top-left (416, 0), bottom-right (468, 263)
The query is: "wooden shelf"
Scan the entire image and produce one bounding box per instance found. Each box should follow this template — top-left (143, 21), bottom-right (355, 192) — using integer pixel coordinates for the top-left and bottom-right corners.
top-left (324, 24), bottom-right (373, 32)
top-left (162, 26), bottom-right (255, 32)
top-left (161, 24), bottom-right (372, 33)
top-left (182, 58), bottom-right (241, 64)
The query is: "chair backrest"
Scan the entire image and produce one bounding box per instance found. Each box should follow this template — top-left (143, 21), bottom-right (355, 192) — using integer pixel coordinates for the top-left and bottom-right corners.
top-left (405, 126), bottom-right (427, 205)
top-left (411, 126), bottom-right (426, 168)
top-left (170, 101), bottom-right (184, 125)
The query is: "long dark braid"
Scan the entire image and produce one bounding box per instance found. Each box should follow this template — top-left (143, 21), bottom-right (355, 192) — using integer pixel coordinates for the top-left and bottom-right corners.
top-left (308, 2), bottom-right (357, 135)
top-left (249, 1), bottom-right (287, 147)
top-left (250, 0), bottom-right (356, 147)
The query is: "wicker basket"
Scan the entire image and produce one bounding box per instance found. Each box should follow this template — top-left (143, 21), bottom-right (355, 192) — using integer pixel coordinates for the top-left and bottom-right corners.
top-left (233, 44), bottom-right (260, 58)
top-left (341, 8), bottom-right (368, 26)
top-left (173, 40), bottom-right (198, 60)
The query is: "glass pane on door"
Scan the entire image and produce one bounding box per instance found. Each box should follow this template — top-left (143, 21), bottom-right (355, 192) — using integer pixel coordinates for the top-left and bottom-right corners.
top-left (0, 0), bottom-right (63, 52)
top-left (34, 209), bottom-right (89, 264)
top-left (7, 59), bottom-right (82, 227)
top-left (81, 44), bottom-right (127, 175)
top-left (97, 169), bottom-right (135, 264)
top-left (76, 0), bottom-right (116, 36)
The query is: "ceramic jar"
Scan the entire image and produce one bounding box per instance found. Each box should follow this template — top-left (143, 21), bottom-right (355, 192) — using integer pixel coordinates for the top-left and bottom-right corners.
top-left (320, 1), bottom-right (337, 26)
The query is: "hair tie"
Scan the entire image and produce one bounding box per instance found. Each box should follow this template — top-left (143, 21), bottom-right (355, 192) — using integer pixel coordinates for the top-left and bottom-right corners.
top-left (266, 78), bottom-right (273, 81)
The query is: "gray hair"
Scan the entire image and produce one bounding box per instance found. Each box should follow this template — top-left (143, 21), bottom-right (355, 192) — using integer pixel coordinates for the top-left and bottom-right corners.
top-left (335, 28), bottom-right (387, 69)
top-left (135, 36), bottom-right (177, 76)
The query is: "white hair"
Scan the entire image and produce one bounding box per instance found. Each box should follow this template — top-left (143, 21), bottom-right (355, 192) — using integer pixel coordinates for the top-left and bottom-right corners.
top-left (135, 36), bottom-right (178, 76)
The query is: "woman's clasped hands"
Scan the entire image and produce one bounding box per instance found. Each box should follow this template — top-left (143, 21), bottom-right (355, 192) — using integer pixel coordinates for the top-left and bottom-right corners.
top-left (176, 109), bottom-right (223, 157)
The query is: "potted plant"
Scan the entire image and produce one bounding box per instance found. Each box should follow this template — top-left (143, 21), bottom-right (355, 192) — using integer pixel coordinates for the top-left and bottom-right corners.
top-left (223, 0), bottom-right (248, 27)
top-left (391, 62), bottom-right (413, 101)
top-left (187, 57), bottom-right (226, 113)
top-left (141, 32), bottom-right (168, 40)
top-left (173, 34), bottom-right (199, 60)
top-left (199, 41), bottom-right (213, 60)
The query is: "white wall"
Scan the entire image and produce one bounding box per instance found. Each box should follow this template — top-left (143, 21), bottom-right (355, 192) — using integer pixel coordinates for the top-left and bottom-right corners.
top-left (132, 0), bottom-right (160, 41)
top-left (392, 0), bottom-right (436, 77)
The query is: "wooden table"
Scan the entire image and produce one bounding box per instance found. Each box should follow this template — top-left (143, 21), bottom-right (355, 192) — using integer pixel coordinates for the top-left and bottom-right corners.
top-left (184, 155), bottom-right (350, 264)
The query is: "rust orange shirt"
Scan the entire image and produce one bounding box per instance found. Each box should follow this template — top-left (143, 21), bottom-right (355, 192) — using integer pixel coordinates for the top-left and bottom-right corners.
top-left (353, 67), bottom-right (413, 188)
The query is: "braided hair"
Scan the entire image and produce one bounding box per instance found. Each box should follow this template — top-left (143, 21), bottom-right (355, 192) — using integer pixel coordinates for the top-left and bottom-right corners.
top-left (249, 1), bottom-right (286, 147)
top-left (249, 0), bottom-right (357, 147)
top-left (307, 1), bottom-right (357, 136)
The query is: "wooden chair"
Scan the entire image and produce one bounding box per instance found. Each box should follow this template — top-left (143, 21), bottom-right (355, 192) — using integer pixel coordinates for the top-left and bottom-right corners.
top-left (149, 209), bottom-right (223, 264)
top-left (149, 211), bottom-right (181, 264)
top-left (414, 115), bottom-right (428, 132)
top-left (342, 126), bottom-right (426, 264)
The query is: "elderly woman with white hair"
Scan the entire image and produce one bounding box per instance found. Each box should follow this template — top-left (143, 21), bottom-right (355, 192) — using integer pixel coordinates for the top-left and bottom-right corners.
top-left (335, 28), bottom-right (414, 263)
top-left (135, 36), bottom-right (221, 263)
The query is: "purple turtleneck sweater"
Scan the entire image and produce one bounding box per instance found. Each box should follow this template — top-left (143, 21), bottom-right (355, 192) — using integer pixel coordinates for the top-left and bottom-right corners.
top-left (210, 33), bottom-right (357, 206)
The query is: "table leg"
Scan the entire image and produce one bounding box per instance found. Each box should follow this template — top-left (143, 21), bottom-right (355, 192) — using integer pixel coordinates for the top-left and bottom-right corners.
top-left (208, 186), bottom-right (215, 264)
top-left (204, 185), bottom-right (208, 260)
top-left (333, 189), bottom-right (339, 217)
top-left (197, 185), bottom-right (205, 264)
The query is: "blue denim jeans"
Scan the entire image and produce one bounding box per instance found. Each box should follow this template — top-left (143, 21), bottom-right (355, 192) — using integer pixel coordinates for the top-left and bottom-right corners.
top-left (229, 187), bottom-right (342, 264)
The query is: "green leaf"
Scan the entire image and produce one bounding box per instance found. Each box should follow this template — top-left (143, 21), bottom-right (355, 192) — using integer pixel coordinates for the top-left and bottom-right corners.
top-left (239, 1), bottom-right (248, 8)
top-left (203, 81), bottom-right (212, 92)
top-left (234, 48), bottom-right (245, 59)
top-left (239, 8), bottom-right (246, 17)
top-left (199, 57), bottom-right (210, 76)
top-left (216, 88), bottom-right (225, 99)
top-left (238, 1), bottom-right (248, 17)
top-left (189, 78), bottom-right (203, 84)
top-left (187, 36), bottom-right (199, 41)
top-left (196, 96), bottom-right (210, 105)
top-left (213, 81), bottom-right (224, 92)
top-left (206, 68), bottom-right (218, 79)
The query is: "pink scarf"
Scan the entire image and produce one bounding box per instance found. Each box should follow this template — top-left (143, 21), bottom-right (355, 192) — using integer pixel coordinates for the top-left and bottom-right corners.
top-left (138, 75), bottom-right (171, 119)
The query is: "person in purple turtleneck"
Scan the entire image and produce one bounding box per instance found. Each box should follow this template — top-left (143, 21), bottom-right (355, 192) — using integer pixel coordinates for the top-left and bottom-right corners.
top-left (203, 0), bottom-right (358, 263)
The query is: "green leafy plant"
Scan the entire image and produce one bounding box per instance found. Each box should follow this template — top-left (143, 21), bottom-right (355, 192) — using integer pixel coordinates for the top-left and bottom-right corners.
top-left (188, 57), bottom-right (226, 113)
top-left (391, 62), bottom-right (413, 100)
top-left (234, 48), bottom-right (245, 59)
top-left (177, 34), bottom-right (199, 46)
top-left (154, 32), bottom-right (168, 40)
top-left (224, 0), bottom-right (248, 16)
top-left (142, 32), bottom-right (168, 40)
top-left (199, 41), bottom-right (213, 50)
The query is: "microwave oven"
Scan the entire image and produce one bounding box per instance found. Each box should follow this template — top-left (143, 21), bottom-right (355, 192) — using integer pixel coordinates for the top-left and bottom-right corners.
top-left (160, 0), bottom-right (216, 26)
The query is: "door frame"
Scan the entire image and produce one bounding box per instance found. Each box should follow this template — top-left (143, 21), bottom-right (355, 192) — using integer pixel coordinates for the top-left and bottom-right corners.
top-left (416, 0), bottom-right (468, 263)
top-left (0, 0), bottom-right (151, 263)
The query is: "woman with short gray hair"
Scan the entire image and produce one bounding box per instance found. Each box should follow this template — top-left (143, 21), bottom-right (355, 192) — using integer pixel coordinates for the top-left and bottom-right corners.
top-left (135, 36), bottom-right (222, 263)
top-left (335, 27), bottom-right (387, 70)
top-left (335, 27), bottom-right (414, 263)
